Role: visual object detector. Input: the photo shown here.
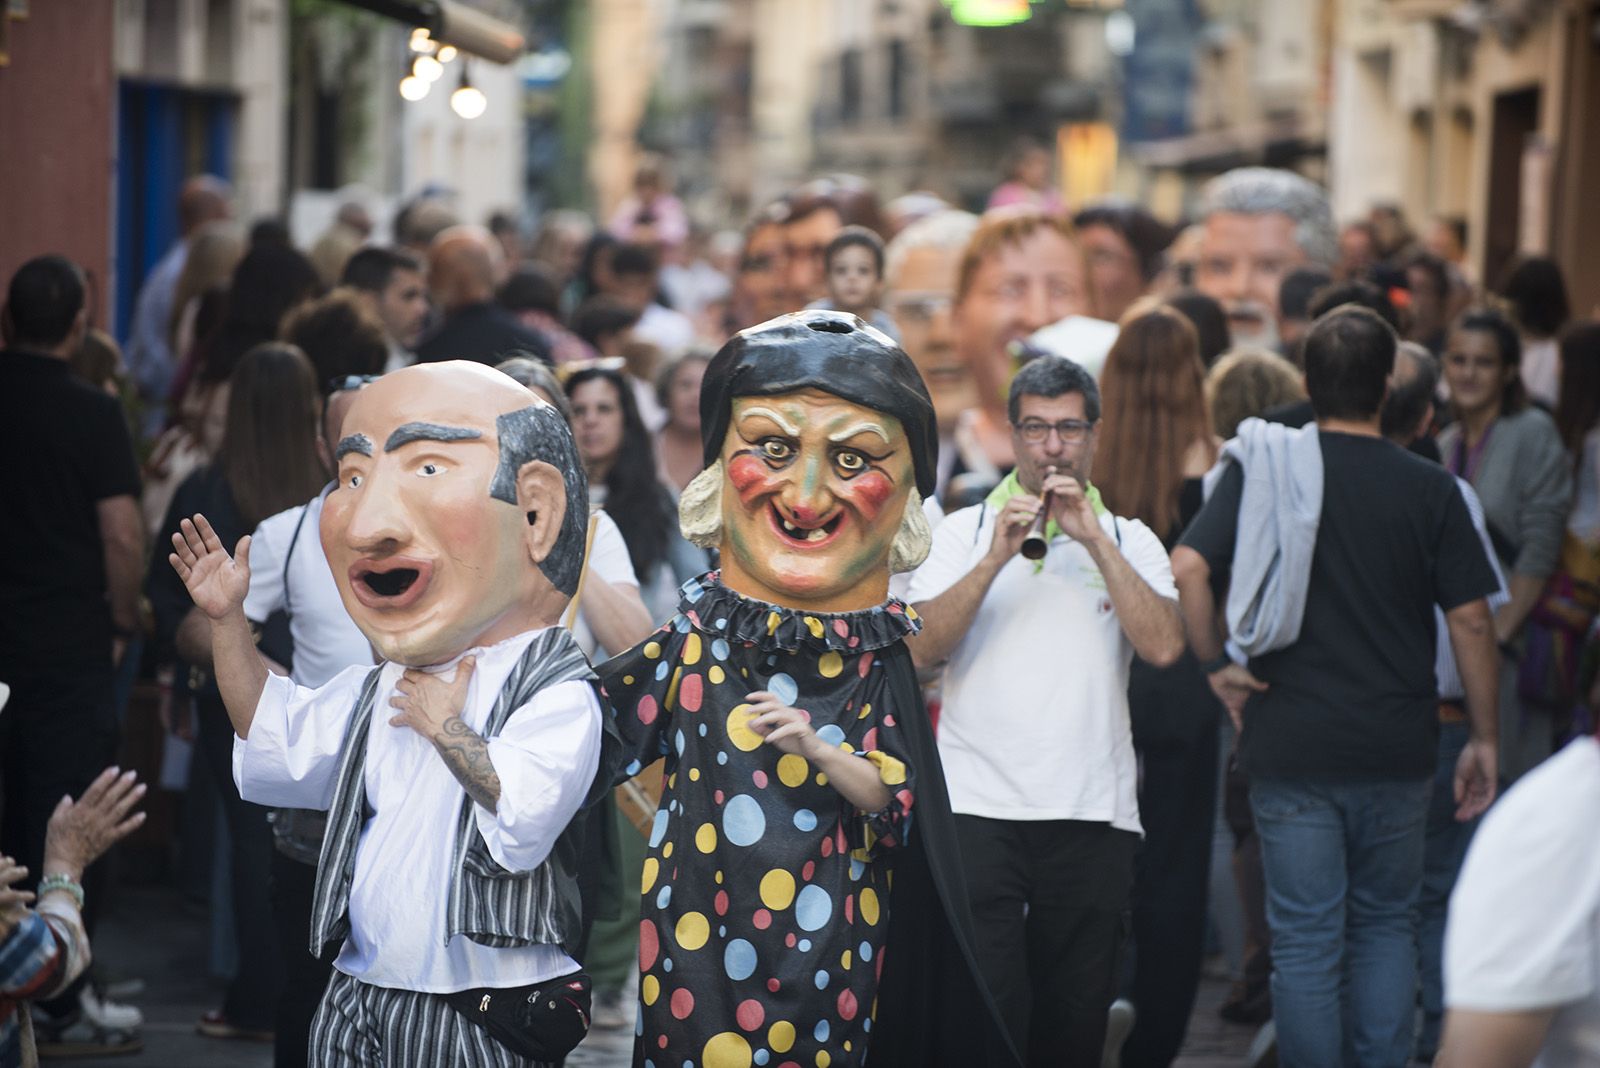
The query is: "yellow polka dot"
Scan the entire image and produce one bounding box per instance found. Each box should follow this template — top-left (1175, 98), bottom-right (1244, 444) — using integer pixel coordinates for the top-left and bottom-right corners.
top-left (860, 887), bottom-right (880, 926)
top-left (715, 870), bottom-right (724, 884)
top-left (690, 767), bottom-right (701, 781)
top-left (703, 1032), bottom-right (753, 1068)
top-left (817, 1053), bottom-right (831, 1068)
top-left (684, 633), bottom-right (703, 665)
top-left (623, 675), bottom-right (635, 685)
top-left (777, 754), bottom-right (809, 788)
top-left (767, 611), bottom-right (782, 635)
top-left (841, 949), bottom-right (852, 970)
top-left (727, 704), bottom-right (763, 752)
top-left (675, 911), bottom-right (710, 951)
top-left (868, 751), bottom-right (907, 785)
top-left (642, 974), bottom-right (660, 1005)
top-left (696, 822), bottom-right (717, 853)
top-left (664, 841), bottom-right (674, 858)
top-left (906, 605), bottom-right (919, 620)
top-left (768, 1021), bottom-right (796, 1053)
top-left (817, 772), bottom-right (828, 786)
top-left (668, 773), bottom-right (677, 790)
top-left (804, 615), bottom-right (825, 638)
top-left (709, 665), bottom-right (726, 685)
top-left (844, 1041), bottom-right (853, 1052)
top-left (641, 857), bottom-right (659, 893)
top-left (643, 641), bottom-right (661, 660)
top-left (759, 869), bottom-right (796, 910)
top-left (858, 701), bottom-right (871, 720)
top-left (817, 651), bottom-right (843, 678)
top-left (665, 667), bottom-right (683, 710)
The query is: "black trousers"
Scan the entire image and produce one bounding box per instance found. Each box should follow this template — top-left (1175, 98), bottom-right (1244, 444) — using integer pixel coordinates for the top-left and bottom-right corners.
top-left (196, 697), bottom-right (285, 1031)
top-left (954, 815), bottom-right (1138, 1068)
top-left (1121, 656), bottom-right (1222, 1068)
top-left (271, 848), bottom-right (338, 1068)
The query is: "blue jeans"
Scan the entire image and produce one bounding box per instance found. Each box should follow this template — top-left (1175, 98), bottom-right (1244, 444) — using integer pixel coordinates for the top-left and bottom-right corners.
top-left (1250, 776), bottom-right (1432, 1068)
top-left (1416, 721), bottom-right (1478, 1059)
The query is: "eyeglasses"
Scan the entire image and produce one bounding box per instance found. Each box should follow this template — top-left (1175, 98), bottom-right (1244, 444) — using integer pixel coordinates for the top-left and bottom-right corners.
top-left (1013, 418), bottom-right (1095, 444)
top-left (327, 374), bottom-right (380, 394)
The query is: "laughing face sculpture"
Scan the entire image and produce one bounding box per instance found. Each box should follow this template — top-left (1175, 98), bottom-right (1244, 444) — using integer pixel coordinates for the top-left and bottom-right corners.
top-left (679, 310), bottom-right (937, 611)
top-left (321, 361), bottom-right (588, 666)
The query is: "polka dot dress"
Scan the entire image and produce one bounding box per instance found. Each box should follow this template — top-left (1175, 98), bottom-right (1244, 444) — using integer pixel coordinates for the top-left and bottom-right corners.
top-left (600, 573), bottom-right (920, 1068)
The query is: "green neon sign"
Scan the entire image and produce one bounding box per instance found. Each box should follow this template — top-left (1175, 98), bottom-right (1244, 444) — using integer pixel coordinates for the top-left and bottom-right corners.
top-left (946, 0), bottom-right (1035, 26)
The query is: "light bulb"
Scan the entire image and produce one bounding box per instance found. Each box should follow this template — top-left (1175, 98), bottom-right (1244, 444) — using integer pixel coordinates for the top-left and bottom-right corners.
top-left (451, 84), bottom-right (487, 119)
top-left (437, 45), bottom-right (458, 63)
top-left (399, 75), bottom-right (430, 101)
top-left (415, 54), bottom-right (444, 82)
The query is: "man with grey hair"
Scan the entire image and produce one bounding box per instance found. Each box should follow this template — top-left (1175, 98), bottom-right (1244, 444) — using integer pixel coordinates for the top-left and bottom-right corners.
top-left (1196, 167), bottom-right (1337, 351)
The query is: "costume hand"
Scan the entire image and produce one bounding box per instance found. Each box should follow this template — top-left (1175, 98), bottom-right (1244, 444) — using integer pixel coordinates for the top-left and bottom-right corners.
top-left (745, 691), bottom-right (819, 758)
top-left (1207, 663), bottom-right (1268, 732)
top-left (169, 514), bottom-right (252, 621)
top-left (44, 767), bottom-right (147, 879)
top-left (1453, 738), bottom-right (1498, 822)
top-left (989, 495), bottom-right (1042, 563)
top-left (0, 856), bottom-right (35, 929)
top-left (1043, 470), bottom-right (1103, 546)
top-left (389, 657), bottom-right (476, 739)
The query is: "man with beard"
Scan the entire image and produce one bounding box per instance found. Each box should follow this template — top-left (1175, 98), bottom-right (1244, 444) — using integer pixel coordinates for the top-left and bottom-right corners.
top-left (1195, 168), bottom-right (1338, 352)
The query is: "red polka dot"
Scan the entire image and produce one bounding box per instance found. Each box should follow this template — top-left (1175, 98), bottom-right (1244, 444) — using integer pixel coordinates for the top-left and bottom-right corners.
top-left (767, 978), bottom-right (781, 993)
top-left (687, 611), bottom-right (701, 627)
top-left (802, 861), bottom-right (815, 882)
top-left (844, 895), bottom-right (854, 923)
top-left (715, 890), bottom-right (729, 916)
top-left (670, 988), bottom-right (694, 1019)
top-left (883, 714), bottom-right (896, 726)
top-left (896, 788), bottom-right (914, 811)
top-left (679, 672), bottom-right (703, 712)
top-left (735, 998), bottom-right (765, 1031)
top-left (785, 933), bottom-right (797, 948)
top-left (637, 695), bottom-right (659, 725)
top-left (714, 789), bottom-right (726, 805)
top-left (862, 728), bottom-right (879, 751)
top-left (820, 836), bottom-right (833, 858)
top-left (833, 619), bottom-right (849, 637)
top-left (658, 1034), bottom-right (669, 1049)
top-left (849, 636), bottom-right (860, 648)
top-left (753, 909), bottom-right (772, 930)
top-left (638, 920), bottom-right (659, 970)
top-left (858, 652), bottom-right (875, 677)
top-left (753, 770), bottom-right (768, 789)
top-left (838, 989), bottom-right (858, 1021)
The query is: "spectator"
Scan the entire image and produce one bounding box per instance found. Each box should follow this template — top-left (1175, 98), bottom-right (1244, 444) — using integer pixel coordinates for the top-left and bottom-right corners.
top-left (653, 351), bottom-right (711, 493)
top-left (340, 247), bottom-right (430, 372)
top-left (906, 355), bottom-right (1185, 1064)
top-left (485, 209), bottom-right (524, 268)
top-left (1498, 255), bottom-right (1572, 408)
top-left (167, 221), bottom-right (245, 380)
top-left (71, 329), bottom-right (128, 400)
top-left (986, 136), bottom-right (1064, 215)
top-left (1204, 348), bottom-right (1305, 439)
top-left (1405, 252), bottom-right (1453, 356)
top-left (606, 153), bottom-right (689, 255)
top-left (528, 209), bottom-right (594, 305)
top-left (1437, 306), bottom-right (1573, 778)
top-left (0, 255), bottom-right (146, 1054)
top-left (1555, 321), bottom-right (1600, 546)
top-left (603, 241), bottom-right (694, 358)
top-left (497, 263), bottom-right (595, 366)
top-left (391, 195), bottom-right (460, 261)
top-left (1276, 266), bottom-right (1332, 360)
top-left (1173, 306), bottom-right (1500, 1068)
top-left (1335, 220), bottom-right (1378, 283)
top-left (1369, 201), bottom-right (1418, 263)
top-left (571, 295), bottom-right (643, 360)
top-left (1263, 278), bottom-right (1402, 431)
top-left (308, 201), bottom-right (373, 288)
top-left (783, 174), bottom-right (887, 307)
top-left (280, 290), bottom-right (388, 387)
top-left (1164, 288), bottom-right (1231, 369)
top-left (806, 225), bottom-right (900, 340)
top-left (1073, 200), bottom-right (1179, 322)
top-left (1091, 303), bottom-right (1225, 1067)
top-left (732, 201), bottom-right (791, 329)
top-left (415, 225), bottom-right (550, 365)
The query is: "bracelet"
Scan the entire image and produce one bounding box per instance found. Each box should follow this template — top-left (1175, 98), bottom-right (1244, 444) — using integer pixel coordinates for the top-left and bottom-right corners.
top-left (1199, 653), bottom-right (1233, 675)
top-left (37, 874), bottom-right (85, 911)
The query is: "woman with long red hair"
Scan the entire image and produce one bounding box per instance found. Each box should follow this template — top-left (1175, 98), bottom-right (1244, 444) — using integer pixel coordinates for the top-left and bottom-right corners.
top-left (1091, 300), bottom-right (1224, 1065)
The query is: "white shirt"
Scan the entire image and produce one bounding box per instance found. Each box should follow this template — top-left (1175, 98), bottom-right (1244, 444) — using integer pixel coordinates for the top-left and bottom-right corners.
top-left (571, 511), bottom-right (642, 660)
top-left (906, 503), bottom-right (1175, 832)
top-left (234, 628), bottom-right (603, 993)
top-left (1521, 337), bottom-right (1560, 410)
top-left (1446, 736), bottom-right (1600, 1066)
top-left (634, 303), bottom-right (695, 362)
top-left (243, 490), bottom-right (374, 688)
top-left (1435, 479), bottom-right (1509, 701)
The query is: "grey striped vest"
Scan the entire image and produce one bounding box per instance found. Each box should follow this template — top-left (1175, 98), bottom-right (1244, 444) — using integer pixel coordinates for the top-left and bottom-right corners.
top-left (308, 626), bottom-right (614, 959)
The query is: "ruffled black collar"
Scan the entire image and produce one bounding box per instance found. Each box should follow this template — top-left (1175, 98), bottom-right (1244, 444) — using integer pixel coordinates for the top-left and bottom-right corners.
top-left (675, 572), bottom-right (920, 654)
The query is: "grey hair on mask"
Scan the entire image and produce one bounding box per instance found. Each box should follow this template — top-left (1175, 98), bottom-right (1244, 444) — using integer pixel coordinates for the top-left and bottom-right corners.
top-left (1201, 167), bottom-right (1337, 270)
top-left (488, 404), bottom-right (589, 595)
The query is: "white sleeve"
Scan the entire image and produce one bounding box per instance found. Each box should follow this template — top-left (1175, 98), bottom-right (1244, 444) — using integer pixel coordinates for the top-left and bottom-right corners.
top-left (904, 505), bottom-right (983, 604)
top-left (1115, 518), bottom-right (1178, 600)
top-left (1445, 745), bottom-right (1600, 1012)
top-left (231, 665), bottom-right (370, 809)
top-left (588, 511), bottom-right (640, 587)
top-left (241, 510), bottom-right (292, 623)
top-left (474, 679), bottom-right (604, 873)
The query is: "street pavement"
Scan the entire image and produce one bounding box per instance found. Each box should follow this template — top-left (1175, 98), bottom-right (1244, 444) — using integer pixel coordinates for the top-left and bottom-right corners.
top-left (66, 884), bottom-right (1255, 1067)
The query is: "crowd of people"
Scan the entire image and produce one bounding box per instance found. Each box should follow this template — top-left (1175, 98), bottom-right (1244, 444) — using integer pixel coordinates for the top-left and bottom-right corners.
top-left (1, 137), bottom-right (1598, 1068)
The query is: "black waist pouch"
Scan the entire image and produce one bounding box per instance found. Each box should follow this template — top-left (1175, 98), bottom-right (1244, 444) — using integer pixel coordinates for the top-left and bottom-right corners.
top-left (443, 970), bottom-right (592, 1060)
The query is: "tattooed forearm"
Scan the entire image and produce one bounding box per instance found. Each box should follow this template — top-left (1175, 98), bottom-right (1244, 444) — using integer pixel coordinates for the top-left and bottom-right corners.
top-left (433, 715), bottom-right (502, 810)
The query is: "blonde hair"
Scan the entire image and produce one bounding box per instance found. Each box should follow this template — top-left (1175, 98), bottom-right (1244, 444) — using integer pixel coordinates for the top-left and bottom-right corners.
top-left (1204, 347), bottom-right (1306, 439)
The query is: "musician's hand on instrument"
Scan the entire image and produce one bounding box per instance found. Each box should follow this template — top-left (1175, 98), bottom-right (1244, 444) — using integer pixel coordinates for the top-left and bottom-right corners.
top-left (1044, 472), bottom-right (1104, 547)
top-left (745, 692), bottom-right (821, 759)
top-left (989, 495), bottom-right (1041, 562)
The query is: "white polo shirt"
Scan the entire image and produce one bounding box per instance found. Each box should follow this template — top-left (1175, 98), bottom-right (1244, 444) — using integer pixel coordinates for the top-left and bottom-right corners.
top-left (905, 502), bottom-right (1175, 833)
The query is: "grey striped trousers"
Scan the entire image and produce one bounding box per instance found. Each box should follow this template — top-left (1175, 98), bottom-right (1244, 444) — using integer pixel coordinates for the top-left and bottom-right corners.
top-left (309, 970), bottom-right (556, 1068)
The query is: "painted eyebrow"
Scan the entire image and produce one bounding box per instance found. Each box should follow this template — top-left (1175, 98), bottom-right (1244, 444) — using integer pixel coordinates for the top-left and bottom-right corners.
top-left (383, 422), bottom-right (484, 452)
top-left (827, 421), bottom-right (890, 445)
top-left (335, 434), bottom-right (373, 460)
top-left (736, 406), bottom-right (801, 436)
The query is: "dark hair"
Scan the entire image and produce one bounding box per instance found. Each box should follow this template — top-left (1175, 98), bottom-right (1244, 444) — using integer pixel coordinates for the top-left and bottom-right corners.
top-left (564, 366), bottom-right (670, 579)
top-left (1307, 279), bottom-right (1400, 332)
top-left (1498, 256), bottom-right (1571, 338)
top-left (1380, 342), bottom-right (1439, 440)
top-left (572, 296), bottom-right (643, 349)
top-left (280, 290), bottom-right (388, 387)
top-left (248, 217), bottom-right (292, 249)
top-left (824, 225), bottom-right (885, 277)
top-left (487, 402), bottom-right (589, 596)
top-left (220, 342), bottom-right (328, 527)
top-left (1007, 354), bottom-right (1101, 424)
top-left (574, 232), bottom-right (620, 305)
top-left (199, 244), bottom-right (322, 386)
top-left (1436, 215), bottom-right (1467, 251)
top-left (1405, 252), bottom-right (1450, 302)
top-left (498, 264), bottom-right (563, 319)
top-left (4, 254), bottom-right (85, 348)
top-left (1164, 289), bottom-right (1230, 368)
top-left (341, 247), bottom-right (423, 294)
top-left (786, 174), bottom-right (886, 237)
top-left (1072, 201), bottom-right (1177, 282)
top-left (1279, 267), bottom-right (1332, 321)
top-left (1302, 305), bottom-right (1397, 421)
top-left (1554, 320), bottom-right (1600, 457)
top-left (610, 242), bottom-right (660, 279)
top-left (655, 349), bottom-right (713, 415)
top-left (1451, 305), bottom-right (1526, 413)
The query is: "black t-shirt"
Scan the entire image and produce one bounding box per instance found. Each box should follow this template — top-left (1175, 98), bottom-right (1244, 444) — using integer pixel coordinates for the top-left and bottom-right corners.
top-left (1179, 431), bottom-right (1498, 780)
top-left (415, 302), bottom-right (552, 366)
top-left (0, 350), bottom-right (142, 674)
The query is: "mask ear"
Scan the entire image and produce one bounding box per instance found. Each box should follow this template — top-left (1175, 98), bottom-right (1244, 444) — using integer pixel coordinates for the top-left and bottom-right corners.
top-left (888, 489), bottom-right (933, 573)
top-left (515, 459), bottom-right (568, 567)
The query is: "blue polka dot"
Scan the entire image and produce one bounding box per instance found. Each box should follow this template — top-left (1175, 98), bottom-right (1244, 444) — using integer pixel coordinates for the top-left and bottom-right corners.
top-left (656, 885), bottom-right (672, 909)
top-left (674, 615), bottom-right (692, 633)
top-left (655, 660), bottom-right (670, 681)
top-left (816, 724), bottom-right (846, 747)
top-left (863, 1017), bottom-right (871, 1032)
top-left (663, 957), bottom-right (673, 972)
top-left (722, 794), bottom-right (766, 847)
top-left (715, 618), bottom-right (727, 631)
top-left (754, 1051), bottom-right (770, 1066)
top-left (649, 810), bottom-right (670, 848)
top-left (849, 856), bottom-right (865, 881)
top-left (768, 673), bottom-right (798, 704)
top-left (625, 759), bottom-right (642, 776)
top-left (674, 730), bottom-right (686, 755)
top-left (814, 1020), bottom-right (831, 1042)
top-left (718, 925), bottom-right (727, 937)
top-left (684, 582), bottom-right (705, 603)
top-left (724, 938), bottom-right (757, 981)
top-left (698, 723), bottom-right (708, 736)
top-left (793, 809), bottom-right (817, 832)
top-left (814, 969), bottom-right (829, 990)
top-left (716, 752), bottom-right (729, 765)
top-left (859, 940), bottom-right (873, 961)
top-left (712, 638), bottom-right (731, 660)
top-left (798, 939), bottom-right (811, 952)
top-left (795, 884), bottom-right (833, 932)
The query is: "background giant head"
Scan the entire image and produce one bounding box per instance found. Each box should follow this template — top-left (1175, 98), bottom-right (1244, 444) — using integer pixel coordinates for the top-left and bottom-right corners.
top-left (680, 311), bottom-right (937, 613)
top-left (321, 362), bottom-right (588, 666)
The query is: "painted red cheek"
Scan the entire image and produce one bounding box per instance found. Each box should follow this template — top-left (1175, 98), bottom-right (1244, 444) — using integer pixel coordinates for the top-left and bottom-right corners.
top-left (727, 453), bottom-right (781, 505)
top-left (843, 471), bottom-right (894, 520)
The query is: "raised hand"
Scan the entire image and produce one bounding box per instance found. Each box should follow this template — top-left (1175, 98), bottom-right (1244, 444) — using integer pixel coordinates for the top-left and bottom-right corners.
top-left (0, 856), bottom-right (35, 931)
top-left (745, 691), bottom-right (820, 759)
top-left (169, 514), bottom-right (252, 620)
top-left (44, 767), bottom-right (148, 879)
